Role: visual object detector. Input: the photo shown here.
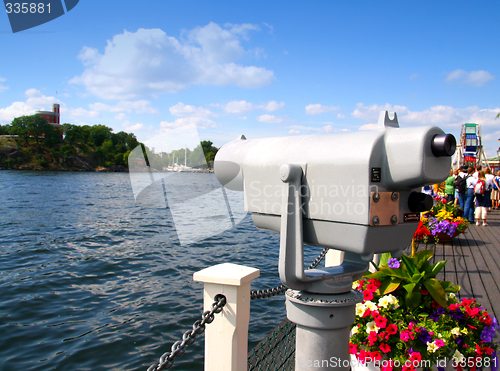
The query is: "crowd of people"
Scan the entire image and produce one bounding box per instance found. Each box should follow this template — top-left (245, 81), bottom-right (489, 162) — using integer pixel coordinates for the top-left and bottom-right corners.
top-left (442, 165), bottom-right (500, 226)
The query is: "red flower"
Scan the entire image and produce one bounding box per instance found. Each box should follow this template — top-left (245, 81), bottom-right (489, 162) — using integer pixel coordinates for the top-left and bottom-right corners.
top-left (368, 331), bottom-right (378, 346)
top-left (381, 360), bottom-right (394, 371)
top-left (402, 363), bottom-right (415, 371)
top-left (449, 303), bottom-right (459, 310)
top-left (358, 349), bottom-right (368, 363)
top-left (349, 342), bottom-right (358, 355)
top-left (379, 343), bottom-right (391, 353)
top-left (475, 344), bottom-right (483, 355)
top-left (409, 352), bottom-right (422, 363)
top-left (466, 306), bottom-right (480, 317)
top-left (484, 347), bottom-right (494, 356)
top-left (420, 289), bottom-right (429, 295)
top-left (370, 279), bottom-right (382, 288)
top-left (431, 300), bottom-right (441, 308)
top-left (480, 313), bottom-right (493, 325)
top-left (467, 324), bottom-right (477, 330)
top-left (461, 298), bottom-right (475, 307)
top-left (370, 351), bottom-right (382, 361)
top-left (366, 283), bottom-right (378, 292)
top-left (386, 323), bottom-right (398, 335)
top-left (362, 308), bottom-right (371, 318)
top-left (374, 316), bottom-right (388, 328)
top-left (364, 291), bottom-right (374, 301)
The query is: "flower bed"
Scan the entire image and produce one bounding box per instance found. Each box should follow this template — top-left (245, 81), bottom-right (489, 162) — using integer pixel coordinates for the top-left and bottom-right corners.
top-left (350, 251), bottom-right (498, 371)
top-left (414, 195), bottom-right (469, 244)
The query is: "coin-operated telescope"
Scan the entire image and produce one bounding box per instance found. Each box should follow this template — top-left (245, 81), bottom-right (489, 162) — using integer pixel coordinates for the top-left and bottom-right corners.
top-left (214, 111), bottom-right (455, 294)
top-left (215, 111), bottom-right (455, 371)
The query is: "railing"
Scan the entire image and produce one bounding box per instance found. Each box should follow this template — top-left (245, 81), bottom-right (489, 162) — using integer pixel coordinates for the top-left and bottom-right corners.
top-left (147, 248), bottom-right (346, 371)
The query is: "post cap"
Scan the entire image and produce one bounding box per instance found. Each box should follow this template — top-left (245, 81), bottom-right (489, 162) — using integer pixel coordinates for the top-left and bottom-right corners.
top-left (193, 263), bottom-right (260, 286)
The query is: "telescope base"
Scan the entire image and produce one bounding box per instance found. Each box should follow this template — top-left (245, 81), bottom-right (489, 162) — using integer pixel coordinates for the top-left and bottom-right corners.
top-left (285, 289), bottom-right (363, 371)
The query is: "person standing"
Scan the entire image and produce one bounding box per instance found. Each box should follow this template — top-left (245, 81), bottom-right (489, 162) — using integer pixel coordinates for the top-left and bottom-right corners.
top-left (444, 169), bottom-right (455, 203)
top-left (485, 168), bottom-right (494, 211)
top-left (492, 170), bottom-right (500, 210)
top-left (454, 165), bottom-right (468, 210)
top-left (463, 167), bottom-right (476, 223)
top-left (475, 170), bottom-right (488, 226)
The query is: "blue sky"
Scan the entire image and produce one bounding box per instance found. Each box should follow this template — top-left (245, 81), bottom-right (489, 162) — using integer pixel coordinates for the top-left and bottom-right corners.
top-left (1, 1), bottom-right (499, 156)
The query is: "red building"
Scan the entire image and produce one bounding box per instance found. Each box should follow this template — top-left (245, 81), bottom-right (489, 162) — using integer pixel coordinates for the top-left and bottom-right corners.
top-left (36, 103), bottom-right (61, 129)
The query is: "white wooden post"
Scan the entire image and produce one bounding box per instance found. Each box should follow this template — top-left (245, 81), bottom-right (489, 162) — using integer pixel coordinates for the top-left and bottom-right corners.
top-left (193, 263), bottom-right (260, 371)
top-left (325, 248), bottom-right (344, 267)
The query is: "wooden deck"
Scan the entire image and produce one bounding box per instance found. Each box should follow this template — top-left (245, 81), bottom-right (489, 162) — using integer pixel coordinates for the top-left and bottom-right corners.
top-left (423, 209), bottom-right (500, 319)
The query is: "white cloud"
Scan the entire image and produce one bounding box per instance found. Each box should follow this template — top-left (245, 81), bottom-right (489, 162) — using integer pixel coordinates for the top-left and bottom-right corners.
top-left (445, 69), bottom-right (494, 87)
top-left (222, 100), bottom-right (254, 114)
top-left (115, 113), bottom-right (127, 120)
top-left (89, 100), bottom-right (158, 114)
top-left (337, 113), bottom-right (345, 119)
top-left (0, 76), bottom-right (8, 92)
top-left (289, 129), bottom-right (300, 134)
top-left (257, 114), bottom-right (284, 124)
top-left (259, 101), bottom-right (285, 111)
top-left (71, 23), bottom-right (275, 99)
top-left (0, 89), bottom-right (59, 124)
top-left (323, 125), bottom-right (333, 133)
top-left (123, 121), bottom-right (144, 131)
top-left (305, 104), bottom-right (339, 115)
top-left (358, 123), bottom-right (379, 131)
top-left (219, 100), bottom-right (285, 114)
top-left (351, 102), bottom-right (500, 156)
top-left (160, 116), bottom-right (217, 129)
top-left (409, 73), bottom-right (419, 80)
top-left (169, 102), bottom-right (213, 117)
top-left (67, 107), bottom-right (99, 118)
top-left (352, 103), bottom-right (409, 122)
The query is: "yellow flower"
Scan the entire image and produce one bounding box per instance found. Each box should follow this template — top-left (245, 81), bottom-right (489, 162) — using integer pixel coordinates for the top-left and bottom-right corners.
top-left (366, 321), bottom-right (380, 333)
top-left (452, 350), bottom-right (465, 364)
top-left (351, 326), bottom-right (359, 335)
top-left (364, 301), bottom-right (377, 311)
top-left (427, 342), bottom-right (439, 353)
top-left (355, 303), bottom-right (366, 317)
top-left (451, 327), bottom-right (460, 336)
top-left (460, 328), bottom-right (468, 335)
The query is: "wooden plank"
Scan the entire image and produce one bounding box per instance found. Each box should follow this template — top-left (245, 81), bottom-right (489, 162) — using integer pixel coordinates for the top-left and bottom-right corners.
top-left (457, 224), bottom-right (496, 317)
top-left (450, 232), bottom-right (474, 300)
top-left (465, 221), bottom-right (500, 319)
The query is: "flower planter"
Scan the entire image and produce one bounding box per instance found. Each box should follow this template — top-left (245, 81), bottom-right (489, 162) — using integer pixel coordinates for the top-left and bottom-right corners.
top-left (432, 231), bottom-right (461, 243)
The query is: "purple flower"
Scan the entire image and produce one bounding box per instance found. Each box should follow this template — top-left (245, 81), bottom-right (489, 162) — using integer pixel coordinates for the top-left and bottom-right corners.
top-left (493, 352), bottom-right (499, 371)
top-left (418, 327), bottom-right (432, 343)
top-left (430, 307), bottom-right (445, 321)
top-left (388, 258), bottom-right (400, 269)
top-left (450, 309), bottom-right (464, 321)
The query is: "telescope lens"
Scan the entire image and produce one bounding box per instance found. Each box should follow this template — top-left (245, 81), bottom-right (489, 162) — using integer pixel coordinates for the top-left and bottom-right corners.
top-left (408, 191), bottom-right (433, 212)
top-left (431, 134), bottom-right (456, 157)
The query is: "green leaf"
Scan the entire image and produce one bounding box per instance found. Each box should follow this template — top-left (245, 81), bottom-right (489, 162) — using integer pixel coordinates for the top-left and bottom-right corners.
top-left (401, 255), bottom-right (418, 276)
top-left (403, 282), bottom-right (417, 294)
top-left (413, 250), bottom-right (434, 269)
top-left (429, 260), bottom-right (447, 278)
top-left (411, 273), bottom-right (423, 284)
top-left (378, 278), bottom-right (401, 295)
top-left (423, 278), bottom-right (448, 308)
top-left (406, 291), bottom-right (422, 310)
top-left (379, 252), bottom-right (392, 267)
top-left (363, 271), bottom-right (387, 280)
top-left (378, 266), bottom-right (409, 281)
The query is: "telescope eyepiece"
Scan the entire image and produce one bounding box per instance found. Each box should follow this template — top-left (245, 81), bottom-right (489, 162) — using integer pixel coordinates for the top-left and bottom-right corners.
top-left (408, 191), bottom-right (433, 212)
top-left (431, 134), bottom-right (456, 157)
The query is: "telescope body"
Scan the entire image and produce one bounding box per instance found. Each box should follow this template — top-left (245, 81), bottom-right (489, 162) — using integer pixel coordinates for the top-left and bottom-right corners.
top-left (215, 124), bottom-right (452, 257)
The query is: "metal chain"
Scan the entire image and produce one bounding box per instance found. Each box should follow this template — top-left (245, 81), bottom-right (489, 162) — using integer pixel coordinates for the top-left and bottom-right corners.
top-left (250, 247), bottom-right (329, 300)
top-left (147, 294), bottom-right (227, 371)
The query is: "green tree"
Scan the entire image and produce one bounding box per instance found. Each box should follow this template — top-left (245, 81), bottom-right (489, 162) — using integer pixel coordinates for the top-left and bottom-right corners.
top-left (89, 125), bottom-right (111, 147)
top-left (11, 115), bottom-right (32, 145)
top-left (200, 140), bottom-right (219, 168)
top-left (496, 112), bottom-right (500, 119)
top-left (27, 114), bottom-right (50, 148)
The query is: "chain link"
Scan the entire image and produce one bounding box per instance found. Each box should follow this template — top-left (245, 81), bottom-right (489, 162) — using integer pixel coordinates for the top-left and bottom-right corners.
top-left (250, 247), bottom-right (329, 300)
top-left (147, 294), bottom-right (226, 371)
